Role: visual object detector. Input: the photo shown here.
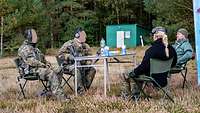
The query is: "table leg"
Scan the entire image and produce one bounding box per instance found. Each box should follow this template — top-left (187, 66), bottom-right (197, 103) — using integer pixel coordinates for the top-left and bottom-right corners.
top-left (104, 58), bottom-right (107, 97)
top-left (106, 58), bottom-right (110, 91)
top-left (75, 60), bottom-right (78, 96)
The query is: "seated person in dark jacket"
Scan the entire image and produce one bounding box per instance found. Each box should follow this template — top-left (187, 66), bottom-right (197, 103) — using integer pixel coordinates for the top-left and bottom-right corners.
top-left (121, 26), bottom-right (177, 101)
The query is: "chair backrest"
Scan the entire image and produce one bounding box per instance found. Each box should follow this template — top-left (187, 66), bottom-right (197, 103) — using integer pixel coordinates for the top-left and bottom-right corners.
top-left (55, 56), bottom-right (73, 75)
top-left (14, 58), bottom-right (21, 68)
top-left (150, 58), bottom-right (173, 75)
top-left (14, 57), bottom-right (26, 76)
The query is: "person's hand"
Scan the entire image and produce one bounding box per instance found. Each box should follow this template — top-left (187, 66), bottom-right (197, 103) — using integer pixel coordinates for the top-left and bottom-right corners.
top-left (162, 34), bottom-right (169, 57)
top-left (162, 34), bottom-right (168, 47)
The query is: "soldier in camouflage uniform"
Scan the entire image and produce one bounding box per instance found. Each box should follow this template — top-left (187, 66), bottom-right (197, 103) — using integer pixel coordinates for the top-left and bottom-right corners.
top-left (58, 27), bottom-right (96, 95)
top-left (18, 28), bottom-right (68, 101)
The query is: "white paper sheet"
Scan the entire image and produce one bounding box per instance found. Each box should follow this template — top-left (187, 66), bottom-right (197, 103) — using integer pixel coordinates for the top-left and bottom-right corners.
top-left (116, 31), bottom-right (124, 48)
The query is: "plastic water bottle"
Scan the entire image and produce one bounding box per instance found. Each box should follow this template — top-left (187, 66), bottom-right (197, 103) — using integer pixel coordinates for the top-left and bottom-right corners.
top-left (121, 45), bottom-right (126, 55)
top-left (104, 46), bottom-right (109, 56)
top-left (100, 38), bottom-right (105, 55)
top-left (100, 38), bottom-right (105, 48)
top-left (100, 48), bottom-right (104, 56)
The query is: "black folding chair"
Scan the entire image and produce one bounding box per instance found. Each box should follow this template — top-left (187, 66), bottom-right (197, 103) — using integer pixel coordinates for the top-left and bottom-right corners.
top-left (133, 58), bottom-right (174, 103)
top-left (170, 61), bottom-right (189, 88)
top-left (14, 58), bottom-right (49, 99)
top-left (56, 56), bottom-right (74, 91)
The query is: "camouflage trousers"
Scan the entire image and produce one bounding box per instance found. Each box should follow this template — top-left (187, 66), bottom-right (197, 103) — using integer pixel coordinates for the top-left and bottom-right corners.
top-left (37, 66), bottom-right (65, 100)
top-left (121, 70), bottom-right (143, 100)
top-left (68, 67), bottom-right (96, 94)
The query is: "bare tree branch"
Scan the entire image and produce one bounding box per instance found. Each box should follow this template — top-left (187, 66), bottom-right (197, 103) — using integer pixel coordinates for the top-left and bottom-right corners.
top-left (173, 1), bottom-right (193, 12)
top-left (1, 17), bottom-right (3, 57)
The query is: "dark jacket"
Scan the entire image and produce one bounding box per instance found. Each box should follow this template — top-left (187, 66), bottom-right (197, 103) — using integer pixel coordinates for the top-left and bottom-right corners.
top-left (134, 39), bottom-right (177, 87)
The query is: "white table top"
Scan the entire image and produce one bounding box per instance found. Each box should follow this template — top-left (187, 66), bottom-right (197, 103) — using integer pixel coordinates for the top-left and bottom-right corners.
top-left (74, 52), bottom-right (136, 61)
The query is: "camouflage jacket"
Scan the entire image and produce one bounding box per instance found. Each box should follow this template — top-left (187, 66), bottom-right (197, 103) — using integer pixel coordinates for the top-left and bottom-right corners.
top-left (18, 40), bottom-right (47, 74)
top-left (58, 39), bottom-right (92, 66)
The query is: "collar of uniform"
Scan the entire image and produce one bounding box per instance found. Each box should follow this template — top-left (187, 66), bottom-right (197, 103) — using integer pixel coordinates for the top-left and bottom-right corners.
top-left (74, 38), bottom-right (83, 47)
top-left (23, 40), bottom-right (37, 48)
top-left (176, 38), bottom-right (188, 44)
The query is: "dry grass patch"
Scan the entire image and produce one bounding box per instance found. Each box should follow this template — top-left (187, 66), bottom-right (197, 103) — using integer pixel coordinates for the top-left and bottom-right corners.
top-left (0, 46), bottom-right (199, 113)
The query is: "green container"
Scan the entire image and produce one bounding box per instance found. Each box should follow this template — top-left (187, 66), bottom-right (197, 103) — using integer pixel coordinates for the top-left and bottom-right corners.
top-left (106, 24), bottom-right (149, 48)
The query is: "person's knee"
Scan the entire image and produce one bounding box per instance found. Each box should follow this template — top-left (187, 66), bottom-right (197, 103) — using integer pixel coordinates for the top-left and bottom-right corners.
top-left (90, 67), bottom-right (96, 74)
top-left (92, 68), bottom-right (97, 75)
top-left (87, 68), bottom-right (96, 80)
top-left (85, 67), bottom-right (96, 78)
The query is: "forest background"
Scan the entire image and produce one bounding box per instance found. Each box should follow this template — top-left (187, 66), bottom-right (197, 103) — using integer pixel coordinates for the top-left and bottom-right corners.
top-left (0, 0), bottom-right (194, 55)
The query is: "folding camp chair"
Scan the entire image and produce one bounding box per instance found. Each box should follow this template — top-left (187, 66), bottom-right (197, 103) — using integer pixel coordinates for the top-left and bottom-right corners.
top-left (14, 58), bottom-right (49, 99)
top-left (170, 60), bottom-right (190, 89)
top-left (132, 58), bottom-right (174, 103)
top-left (56, 56), bottom-right (74, 91)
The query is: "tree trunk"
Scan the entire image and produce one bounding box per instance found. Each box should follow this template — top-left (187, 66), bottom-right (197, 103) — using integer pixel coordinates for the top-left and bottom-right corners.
top-left (116, 7), bottom-right (119, 24)
top-left (50, 17), bottom-right (53, 48)
top-left (1, 17), bottom-right (3, 57)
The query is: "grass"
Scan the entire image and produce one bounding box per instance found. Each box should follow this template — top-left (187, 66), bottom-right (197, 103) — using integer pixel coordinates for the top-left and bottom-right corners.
top-left (0, 46), bottom-right (200, 113)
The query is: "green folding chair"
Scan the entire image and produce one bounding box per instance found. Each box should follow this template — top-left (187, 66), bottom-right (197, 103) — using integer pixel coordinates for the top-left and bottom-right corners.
top-left (133, 58), bottom-right (174, 103)
top-left (14, 58), bottom-right (49, 99)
